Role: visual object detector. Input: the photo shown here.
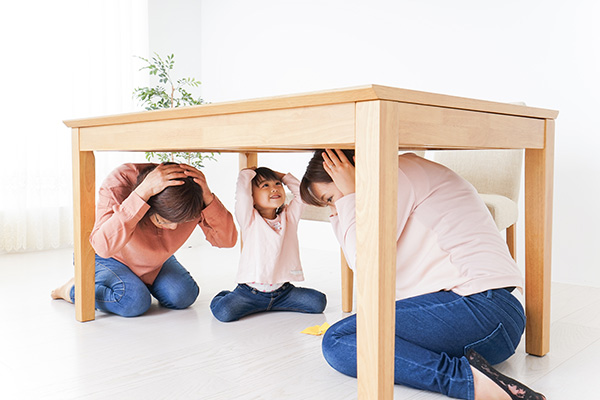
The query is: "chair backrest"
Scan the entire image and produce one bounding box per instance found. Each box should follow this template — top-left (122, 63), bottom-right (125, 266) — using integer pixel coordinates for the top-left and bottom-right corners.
top-left (301, 204), bottom-right (331, 221)
top-left (432, 149), bottom-right (523, 202)
top-left (285, 192), bottom-right (331, 222)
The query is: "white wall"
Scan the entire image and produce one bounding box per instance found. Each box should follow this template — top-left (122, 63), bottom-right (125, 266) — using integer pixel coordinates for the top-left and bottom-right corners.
top-left (150, 0), bottom-right (600, 286)
top-left (148, 0), bottom-right (203, 90)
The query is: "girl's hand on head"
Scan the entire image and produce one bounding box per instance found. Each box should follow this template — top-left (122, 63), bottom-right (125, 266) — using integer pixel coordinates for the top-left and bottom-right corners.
top-left (181, 164), bottom-right (215, 206)
top-left (273, 170), bottom-right (286, 181)
top-left (322, 149), bottom-right (355, 196)
top-left (134, 163), bottom-right (186, 201)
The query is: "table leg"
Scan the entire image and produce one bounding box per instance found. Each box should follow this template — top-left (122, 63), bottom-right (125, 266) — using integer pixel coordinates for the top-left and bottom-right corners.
top-left (340, 250), bottom-right (353, 313)
top-left (355, 101), bottom-right (398, 399)
top-left (238, 152), bottom-right (257, 251)
top-left (72, 129), bottom-right (96, 322)
top-left (524, 119), bottom-right (554, 356)
top-left (239, 152), bottom-right (258, 170)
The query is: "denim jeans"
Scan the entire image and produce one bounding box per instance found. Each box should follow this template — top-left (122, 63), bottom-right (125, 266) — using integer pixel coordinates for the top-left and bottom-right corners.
top-left (321, 288), bottom-right (525, 400)
top-left (210, 282), bottom-right (327, 322)
top-left (70, 255), bottom-right (199, 317)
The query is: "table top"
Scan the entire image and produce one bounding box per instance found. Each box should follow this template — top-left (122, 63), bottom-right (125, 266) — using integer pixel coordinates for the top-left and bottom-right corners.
top-left (64, 84), bottom-right (558, 128)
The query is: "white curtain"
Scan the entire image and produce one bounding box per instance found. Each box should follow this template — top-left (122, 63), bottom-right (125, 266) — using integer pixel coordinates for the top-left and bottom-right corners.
top-left (0, 0), bottom-right (149, 253)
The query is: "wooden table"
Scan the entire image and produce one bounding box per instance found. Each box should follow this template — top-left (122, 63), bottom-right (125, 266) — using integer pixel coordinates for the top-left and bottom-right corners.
top-left (64, 85), bottom-right (558, 399)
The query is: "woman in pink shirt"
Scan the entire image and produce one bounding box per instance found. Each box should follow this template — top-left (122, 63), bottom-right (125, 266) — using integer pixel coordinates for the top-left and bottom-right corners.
top-left (210, 167), bottom-right (326, 322)
top-left (300, 150), bottom-right (545, 400)
top-left (52, 162), bottom-right (237, 317)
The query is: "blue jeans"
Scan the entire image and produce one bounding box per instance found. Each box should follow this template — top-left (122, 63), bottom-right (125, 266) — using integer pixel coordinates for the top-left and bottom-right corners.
top-left (210, 283), bottom-right (327, 322)
top-left (321, 288), bottom-right (525, 400)
top-left (70, 255), bottom-right (199, 317)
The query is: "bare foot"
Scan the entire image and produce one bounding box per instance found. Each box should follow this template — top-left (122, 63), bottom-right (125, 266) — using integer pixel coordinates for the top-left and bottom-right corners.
top-left (51, 277), bottom-right (75, 303)
top-left (472, 367), bottom-right (511, 400)
top-left (468, 349), bottom-right (546, 400)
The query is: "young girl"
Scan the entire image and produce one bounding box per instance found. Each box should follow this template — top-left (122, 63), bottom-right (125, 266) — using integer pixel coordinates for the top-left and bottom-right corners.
top-left (300, 149), bottom-right (545, 400)
top-left (210, 167), bottom-right (327, 322)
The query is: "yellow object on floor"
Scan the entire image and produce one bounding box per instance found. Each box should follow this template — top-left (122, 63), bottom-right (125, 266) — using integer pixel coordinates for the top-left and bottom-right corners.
top-left (300, 322), bottom-right (330, 336)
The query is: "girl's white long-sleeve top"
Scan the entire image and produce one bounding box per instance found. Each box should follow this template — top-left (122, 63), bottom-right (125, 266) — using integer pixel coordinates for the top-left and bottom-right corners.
top-left (330, 153), bottom-right (524, 301)
top-left (234, 170), bottom-right (305, 284)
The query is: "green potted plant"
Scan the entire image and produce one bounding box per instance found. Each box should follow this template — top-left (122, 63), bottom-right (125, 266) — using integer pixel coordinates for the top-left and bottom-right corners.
top-left (133, 52), bottom-right (217, 168)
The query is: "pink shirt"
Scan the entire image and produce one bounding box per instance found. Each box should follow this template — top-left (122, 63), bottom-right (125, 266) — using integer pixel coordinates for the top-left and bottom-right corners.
top-left (89, 163), bottom-right (238, 284)
top-left (331, 153), bottom-right (523, 301)
top-left (234, 170), bottom-right (305, 284)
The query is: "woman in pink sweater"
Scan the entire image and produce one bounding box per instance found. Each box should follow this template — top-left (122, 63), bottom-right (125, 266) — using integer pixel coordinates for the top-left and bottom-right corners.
top-left (210, 167), bottom-right (326, 322)
top-left (52, 162), bottom-right (237, 317)
top-left (300, 150), bottom-right (545, 400)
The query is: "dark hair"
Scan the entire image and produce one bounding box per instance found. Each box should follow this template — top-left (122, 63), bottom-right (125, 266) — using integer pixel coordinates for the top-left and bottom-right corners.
top-left (251, 167), bottom-right (281, 187)
top-left (251, 167), bottom-right (285, 215)
top-left (300, 149), bottom-right (355, 206)
top-left (136, 163), bottom-right (205, 223)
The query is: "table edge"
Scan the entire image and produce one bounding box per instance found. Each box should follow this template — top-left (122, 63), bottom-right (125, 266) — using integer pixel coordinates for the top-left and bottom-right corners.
top-left (64, 84), bottom-right (559, 128)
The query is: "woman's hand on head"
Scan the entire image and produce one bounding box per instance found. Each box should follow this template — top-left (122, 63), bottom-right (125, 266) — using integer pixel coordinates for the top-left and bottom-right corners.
top-left (134, 163), bottom-right (186, 201)
top-left (322, 149), bottom-right (355, 196)
top-left (181, 164), bottom-right (215, 206)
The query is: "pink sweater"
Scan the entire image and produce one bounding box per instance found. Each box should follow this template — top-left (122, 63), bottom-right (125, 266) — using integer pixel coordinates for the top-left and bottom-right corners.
top-left (234, 170), bottom-right (305, 284)
top-left (331, 153), bottom-right (523, 301)
top-left (89, 163), bottom-right (238, 284)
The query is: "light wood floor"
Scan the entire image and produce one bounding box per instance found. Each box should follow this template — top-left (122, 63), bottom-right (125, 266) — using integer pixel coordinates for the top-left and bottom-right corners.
top-left (1, 238), bottom-right (598, 399)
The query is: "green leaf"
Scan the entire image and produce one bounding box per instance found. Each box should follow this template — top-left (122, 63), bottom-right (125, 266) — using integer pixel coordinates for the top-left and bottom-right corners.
top-left (133, 52), bottom-right (215, 164)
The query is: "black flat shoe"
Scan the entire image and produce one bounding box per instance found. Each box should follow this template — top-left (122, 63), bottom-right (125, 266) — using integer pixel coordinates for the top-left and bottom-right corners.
top-left (466, 348), bottom-right (546, 400)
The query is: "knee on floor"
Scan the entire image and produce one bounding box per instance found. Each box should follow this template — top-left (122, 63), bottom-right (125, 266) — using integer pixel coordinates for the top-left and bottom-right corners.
top-left (300, 290), bottom-right (327, 313)
top-left (308, 291), bottom-right (328, 313)
top-left (208, 293), bottom-right (235, 322)
top-left (161, 286), bottom-right (199, 310)
top-left (117, 291), bottom-right (152, 317)
top-left (210, 306), bottom-right (239, 323)
top-left (321, 329), bottom-right (357, 378)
